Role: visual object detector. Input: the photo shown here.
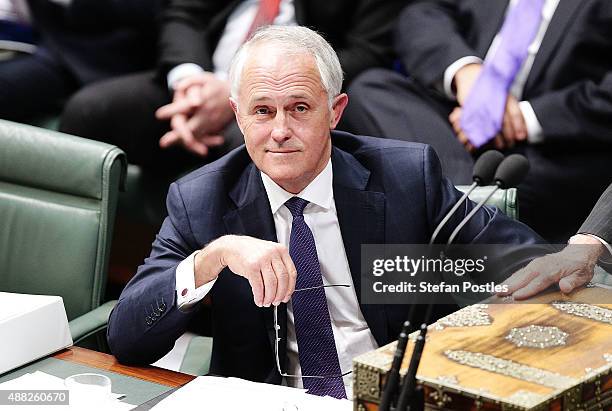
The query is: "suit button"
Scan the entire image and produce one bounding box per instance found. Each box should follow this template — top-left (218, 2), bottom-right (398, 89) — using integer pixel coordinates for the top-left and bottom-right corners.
top-left (159, 303), bottom-right (167, 311)
top-left (152, 310), bottom-right (160, 318)
top-left (145, 316), bottom-right (153, 326)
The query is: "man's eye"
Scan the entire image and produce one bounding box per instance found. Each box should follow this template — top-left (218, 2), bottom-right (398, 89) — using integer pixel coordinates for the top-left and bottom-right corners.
top-left (295, 105), bottom-right (308, 112)
top-left (255, 107), bottom-right (269, 115)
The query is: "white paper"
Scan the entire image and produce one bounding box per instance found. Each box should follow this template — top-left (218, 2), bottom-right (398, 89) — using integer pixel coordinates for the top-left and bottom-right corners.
top-left (152, 376), bottom-right (352, 411)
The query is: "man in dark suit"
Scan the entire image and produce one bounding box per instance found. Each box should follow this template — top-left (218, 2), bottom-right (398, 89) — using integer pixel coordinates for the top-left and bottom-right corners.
top-left (107, 26), bottom-right (546, 398)
top-left (343, 0), bottom-right (612, 243)
top-left (59, 0), bottom-right (405, 173)
top-left (0, 0), bottom-right (160, 122)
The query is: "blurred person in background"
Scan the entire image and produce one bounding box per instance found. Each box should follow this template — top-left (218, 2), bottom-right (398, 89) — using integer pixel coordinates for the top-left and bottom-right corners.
top-left (59, 0), bottom-right (405, 174)
top-left (0, 0), bottom-right (161, 123)
top-left (343, 0), bottom-right (612, 243)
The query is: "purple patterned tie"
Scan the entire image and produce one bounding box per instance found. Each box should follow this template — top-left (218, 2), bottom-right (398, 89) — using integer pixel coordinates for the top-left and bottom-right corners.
top-left (460, 0), bottom-right (545, 147)
top-left (285, 197), bottom-right (347, 399)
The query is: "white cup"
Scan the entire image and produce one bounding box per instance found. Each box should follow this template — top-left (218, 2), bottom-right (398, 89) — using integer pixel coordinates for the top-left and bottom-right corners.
top-left (64, 373), bottom-right (112, 406)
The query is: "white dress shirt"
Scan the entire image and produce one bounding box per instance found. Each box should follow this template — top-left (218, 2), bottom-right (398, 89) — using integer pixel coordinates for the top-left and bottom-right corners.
top-left (167, 0), bottom-right (296, 88)
top-left (443, 0), bottom-right (560, 143)
top-left (175, 159), bottom-right (378, 397)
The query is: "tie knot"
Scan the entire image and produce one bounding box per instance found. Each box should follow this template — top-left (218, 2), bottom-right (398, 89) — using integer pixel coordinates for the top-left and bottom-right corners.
top-left (285, 197), bottom-right (309, 217)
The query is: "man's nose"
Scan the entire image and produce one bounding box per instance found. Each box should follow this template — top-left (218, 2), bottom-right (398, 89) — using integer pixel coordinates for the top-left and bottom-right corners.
top-left (270, 111), bottom-right (291, 142)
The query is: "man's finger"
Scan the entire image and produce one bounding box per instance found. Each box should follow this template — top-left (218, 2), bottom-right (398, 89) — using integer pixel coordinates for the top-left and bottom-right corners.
top-left (173, 115), bottom-right (210, 156)
top-left (507, 100), bottom-right (527, 140)
top-left (501, 111), bottom-right (515, 145)
top-left (247, 271), bottom-right (265, 307)
top-left (278, 249), bottom-right (297, 303)
top-left (156, 99), bottom-right (193, 119)
top-left (260, 262), bottom-right (278, 307)
top-left (271, 256), bottom-right (288, 306)
top-left (512, 273), bottom-right (557, 300)
top-left (159, 130), bottom-right (180, 148)
top-left (558, 272), bottom-right (590, 294)
top-left (174, 73), bottom-right (211, 92)
top-left (497, 266), bottom-right (539, 296)
top-left (494, 134), bottom-right (506, 150)
top-left (186, 85), bottom-right (202, 107)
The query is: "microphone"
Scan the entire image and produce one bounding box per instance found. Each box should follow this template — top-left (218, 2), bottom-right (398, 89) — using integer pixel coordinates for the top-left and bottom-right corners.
top-left (446, 154), bottom-right (529, 245)
top-left (429, 150), bottom-right (504, 244)
top-left (379, 321), bottom-right (411, 411)
top-left (396, 324), bottom-right (428, 411)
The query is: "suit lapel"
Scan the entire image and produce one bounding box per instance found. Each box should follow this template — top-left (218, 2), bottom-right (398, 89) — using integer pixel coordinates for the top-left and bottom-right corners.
top-left (332, 147), bottom-right (388, 345)
top-left (524, 0), bottom-right (581, 93)
top-left (223, 164), bottom-right (287, 373)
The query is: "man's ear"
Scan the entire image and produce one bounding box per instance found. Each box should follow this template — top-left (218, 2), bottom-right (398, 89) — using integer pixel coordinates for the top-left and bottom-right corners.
top-left (229, 97), bottom-right (244, 132)
top-left (330, 93), bottom-right (349, 129)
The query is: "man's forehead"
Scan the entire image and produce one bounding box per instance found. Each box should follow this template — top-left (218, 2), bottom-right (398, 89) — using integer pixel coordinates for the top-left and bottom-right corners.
top-left (242, 46), bottom-right (319, 81)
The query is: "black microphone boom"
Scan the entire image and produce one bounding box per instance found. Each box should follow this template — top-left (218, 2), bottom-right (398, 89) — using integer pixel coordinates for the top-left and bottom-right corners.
top-left (446, 154), bottom-right (530, 245)
top-left (429, 150), bottom-right (504, 244)
top-left (396, 324), bottom-right (428, 411)
top-left (379, 321), bottom-right (411, 411)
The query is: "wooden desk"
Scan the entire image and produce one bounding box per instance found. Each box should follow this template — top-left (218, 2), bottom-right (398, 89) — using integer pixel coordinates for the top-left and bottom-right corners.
top-left (53, 346), bottom-right (195, 388)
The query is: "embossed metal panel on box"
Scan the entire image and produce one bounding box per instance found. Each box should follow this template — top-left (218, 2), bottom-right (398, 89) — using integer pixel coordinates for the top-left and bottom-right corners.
top-left (353, 286), bottom-right (612, 410)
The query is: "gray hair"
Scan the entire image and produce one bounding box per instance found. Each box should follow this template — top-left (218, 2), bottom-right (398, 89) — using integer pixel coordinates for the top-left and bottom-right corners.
top-left (228, 25), bottom-right (344, 107)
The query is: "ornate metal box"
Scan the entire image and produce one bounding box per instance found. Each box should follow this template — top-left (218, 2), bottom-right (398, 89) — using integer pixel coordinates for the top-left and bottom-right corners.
top-left (353, 287), bottom-right (612, 410)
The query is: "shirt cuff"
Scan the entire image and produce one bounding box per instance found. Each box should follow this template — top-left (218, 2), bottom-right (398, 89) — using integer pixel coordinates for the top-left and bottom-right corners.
top-left (167, 63), bottom-right (205, 90)
top-left (443, 56), bottom-right (483, 100)
top-left (518, 101), bottom-right (544, 144)
top-left (175, 251), bottom-right (217, 311)
top-left (580, 233), bottom-right (612, 258)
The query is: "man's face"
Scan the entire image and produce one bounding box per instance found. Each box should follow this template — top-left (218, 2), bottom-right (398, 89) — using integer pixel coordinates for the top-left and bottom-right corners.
top-left (231, 47), bottom-right (348, 194)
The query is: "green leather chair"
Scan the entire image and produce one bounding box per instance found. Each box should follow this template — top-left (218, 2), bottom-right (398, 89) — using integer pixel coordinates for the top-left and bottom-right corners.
top-left (0, 120), bottom-right (126, 344)
top-left (457, 185), bottom-right (518, 220)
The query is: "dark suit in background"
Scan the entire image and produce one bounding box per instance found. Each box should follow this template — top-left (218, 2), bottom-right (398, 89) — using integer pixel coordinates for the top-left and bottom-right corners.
top-left (0, 0), bottom-right (160, 122)
top-left (59, 0), bottom-right (405, 172)
top-left (343, 0), bottom-right (612, 242)
top-left (107, 132), bottom-right (546, 381)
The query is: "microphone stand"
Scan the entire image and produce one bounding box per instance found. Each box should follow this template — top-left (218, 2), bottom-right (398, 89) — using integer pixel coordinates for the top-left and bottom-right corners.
top-left (395, 324), bottom-right (428, 411)
top-left (379, 321), bottom-right (411, 411)
top-left (429, 181), bottom-right (478, 245)
top-left (446, 184), bottom-right (501, 246)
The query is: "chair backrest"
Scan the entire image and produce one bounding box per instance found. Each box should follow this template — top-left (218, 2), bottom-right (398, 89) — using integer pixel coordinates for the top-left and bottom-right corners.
top-left (456, 185), bottom-right (518, 220)
top-left (0, 120), bottom-right (126, 320)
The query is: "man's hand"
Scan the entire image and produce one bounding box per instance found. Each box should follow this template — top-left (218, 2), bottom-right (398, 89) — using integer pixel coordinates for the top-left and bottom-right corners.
top-left (195, 235), bottom-right (298, 307)
top-left (453, 63), bottom-right (482, 106)
top-left (449, 95), bottom-right (527, 152)
top-left (449, 107), bottom-right (475, 152)
top-left (156, 73), bottom-right (234, 156)
top-left (497, 235), bottom-right (604, 300)
top-left (496, 95), bottom-right (527, 150)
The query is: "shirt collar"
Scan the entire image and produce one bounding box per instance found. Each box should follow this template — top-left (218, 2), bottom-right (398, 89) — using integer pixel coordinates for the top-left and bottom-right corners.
top-left (260, 159), bottom-right (333, 215)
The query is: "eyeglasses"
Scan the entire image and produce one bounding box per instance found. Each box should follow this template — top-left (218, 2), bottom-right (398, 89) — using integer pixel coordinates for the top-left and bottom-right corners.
top-left (273, 283), bottom-right (353, 379)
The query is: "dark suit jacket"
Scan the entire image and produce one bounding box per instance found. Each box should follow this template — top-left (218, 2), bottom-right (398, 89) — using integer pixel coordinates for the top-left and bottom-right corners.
top-left (580, 183), bottom-right (612, 244)
top-left (107, 131), bottom-right (546, 383)
top-left (158, 0), bottom-right (405, 85)
top-left (396, 0), bottom-right (612, 147)
top-left (28, 0), bottom-right (161, 84)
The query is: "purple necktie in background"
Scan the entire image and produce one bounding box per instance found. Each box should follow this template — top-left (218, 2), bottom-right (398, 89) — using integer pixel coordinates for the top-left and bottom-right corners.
top-left (460, 0), bottom-right (545, 147)
top-left (285, 197), bottom-right (347, 399)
